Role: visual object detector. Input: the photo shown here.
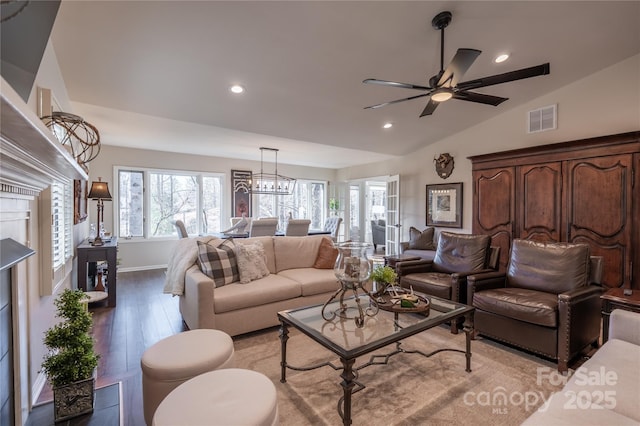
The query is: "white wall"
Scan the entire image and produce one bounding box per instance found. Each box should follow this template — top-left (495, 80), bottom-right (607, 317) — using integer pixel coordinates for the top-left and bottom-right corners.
top-left (338, 54), bottom-right (640, 242)
top-left (88, 145), bottom-right (337, 270)
top-left (21, 39), bottom-right (82, 407)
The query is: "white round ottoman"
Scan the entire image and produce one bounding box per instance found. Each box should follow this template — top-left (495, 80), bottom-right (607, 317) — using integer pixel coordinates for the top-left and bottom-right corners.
top-left (153, 368), bottom-right (278, 426)
top-left (141, 329), bottom-right (235, 425)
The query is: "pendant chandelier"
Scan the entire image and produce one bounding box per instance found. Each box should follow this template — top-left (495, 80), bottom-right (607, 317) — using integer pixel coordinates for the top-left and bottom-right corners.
top-left (249, 147), bottom-right (296, 195)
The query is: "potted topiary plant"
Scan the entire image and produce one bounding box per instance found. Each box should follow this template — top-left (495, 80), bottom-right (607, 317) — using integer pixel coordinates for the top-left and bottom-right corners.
top-left (41, 289), bottom-right (100, 422)
top-left (370, 265), bottom-right (398, 296)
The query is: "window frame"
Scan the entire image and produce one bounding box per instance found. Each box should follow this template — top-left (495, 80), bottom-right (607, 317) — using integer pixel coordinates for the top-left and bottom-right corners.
top-left (39, 180), bottom-right (74, 296)
top-left (114, 166), bottom-right (225, 240)
top-left (254, 179), bottom-right (327, 231)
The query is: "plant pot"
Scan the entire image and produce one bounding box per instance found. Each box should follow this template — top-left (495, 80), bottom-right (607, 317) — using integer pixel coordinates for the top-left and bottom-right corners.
top-left (53, 376), bottom-right (95, 422)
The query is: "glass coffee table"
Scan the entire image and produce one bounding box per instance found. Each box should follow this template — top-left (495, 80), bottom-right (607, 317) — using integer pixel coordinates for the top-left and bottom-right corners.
top-left (277, 294), bottom-right (474, 426)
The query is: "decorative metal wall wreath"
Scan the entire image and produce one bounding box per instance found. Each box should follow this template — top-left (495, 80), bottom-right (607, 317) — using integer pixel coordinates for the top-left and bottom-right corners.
top-left (42, 112), bottom-right (100, 172)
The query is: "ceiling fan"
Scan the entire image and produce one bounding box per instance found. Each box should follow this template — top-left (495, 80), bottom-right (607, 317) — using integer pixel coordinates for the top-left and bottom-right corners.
top-left (363, 11), bottom-right (550, 117)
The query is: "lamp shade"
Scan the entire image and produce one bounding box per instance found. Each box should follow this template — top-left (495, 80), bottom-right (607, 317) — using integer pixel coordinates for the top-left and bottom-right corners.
top-left (87, 180), bottom-right (112, 200)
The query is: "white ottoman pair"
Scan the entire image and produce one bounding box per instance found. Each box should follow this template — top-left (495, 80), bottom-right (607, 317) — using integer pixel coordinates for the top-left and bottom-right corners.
top-left (141, 329), bottom-right (236, 425)
top-left (152, 368), bottom-right (279, 426)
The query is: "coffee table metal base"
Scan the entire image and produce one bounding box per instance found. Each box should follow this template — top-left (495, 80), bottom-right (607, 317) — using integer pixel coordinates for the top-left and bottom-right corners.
top-left (279, 312), bottom-right (473, 426)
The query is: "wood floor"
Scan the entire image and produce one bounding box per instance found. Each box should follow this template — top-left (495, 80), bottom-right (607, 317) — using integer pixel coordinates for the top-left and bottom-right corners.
top-left (35, 269), bottom-right (186, 426)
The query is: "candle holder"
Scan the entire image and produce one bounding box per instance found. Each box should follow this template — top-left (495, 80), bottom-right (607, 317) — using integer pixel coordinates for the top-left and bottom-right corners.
top-left (322, 242), bottom-right (378, 327)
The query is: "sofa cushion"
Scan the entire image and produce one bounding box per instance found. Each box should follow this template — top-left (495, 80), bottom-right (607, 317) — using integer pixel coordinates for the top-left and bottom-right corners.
top-left (473, 287), bottom-right (559, 327)
top-left (523, 388), bottom-right (639, 425)
top-left (196, 239), bottom-right (239, 287)
top-left (401, 272), bottom-right (452, 300)
top-left (213, 274), bottom-right (302, 313)
top-left (507, 239), bottom-right (590, 294)
top-left (235, 243), bottom-right (270, 284)
top-left (408, 227), bottom-right (435, 250)
top-left (274, 235), bottom-right (325, 272)
top-left (313, 237), bottom-right (338, 269)
top-left (278, 268), bottom-right (340, 296)
top-left (563, 338), bottom-right (640, 421)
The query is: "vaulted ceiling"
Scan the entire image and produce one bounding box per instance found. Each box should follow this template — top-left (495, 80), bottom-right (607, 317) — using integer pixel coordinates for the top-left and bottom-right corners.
top-left (50, 1), bottom-right (640, 168)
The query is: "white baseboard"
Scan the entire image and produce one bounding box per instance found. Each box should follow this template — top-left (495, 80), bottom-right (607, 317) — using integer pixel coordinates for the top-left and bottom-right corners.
top-left (118, 264), bottom-right (167, 273)
top-left (32, 371), bottom-right (47, 406)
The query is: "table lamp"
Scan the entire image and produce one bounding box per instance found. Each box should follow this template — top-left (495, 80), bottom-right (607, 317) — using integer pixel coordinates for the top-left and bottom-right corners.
top-left (87, 178), bottom-right (112, 246)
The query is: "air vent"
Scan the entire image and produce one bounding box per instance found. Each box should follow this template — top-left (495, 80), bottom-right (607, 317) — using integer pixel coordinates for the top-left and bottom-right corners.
top-left (527, 104), bottom-right (557, 133)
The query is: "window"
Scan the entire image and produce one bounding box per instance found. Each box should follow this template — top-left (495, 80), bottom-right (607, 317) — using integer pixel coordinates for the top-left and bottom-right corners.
top-left (117, 167), bottom-right (223, 238)
top-left (39, 181), bottom-right (73, 296)
top-left (51, 181), bottom-right (73, 269)
top-left (255, 180), bottom-right (326, 230)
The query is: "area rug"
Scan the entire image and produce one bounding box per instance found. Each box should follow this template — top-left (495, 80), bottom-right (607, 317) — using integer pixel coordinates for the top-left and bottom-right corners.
top-left (233, 320), bottom-right (564, 426)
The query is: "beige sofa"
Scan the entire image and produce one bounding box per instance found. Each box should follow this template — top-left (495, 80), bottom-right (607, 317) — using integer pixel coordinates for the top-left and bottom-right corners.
top-left (177, 235), bottom-right (340, 336)
top-left (523, 308), bottom-right (640, 425)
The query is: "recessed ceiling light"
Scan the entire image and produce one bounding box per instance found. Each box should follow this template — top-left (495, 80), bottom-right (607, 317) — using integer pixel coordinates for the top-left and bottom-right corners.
top-left (494, 53), bottom-right (510, 63)
top-left (230, 85), bottom-right (245, 94)
top-left (383, 122), bottom-right (393, 129)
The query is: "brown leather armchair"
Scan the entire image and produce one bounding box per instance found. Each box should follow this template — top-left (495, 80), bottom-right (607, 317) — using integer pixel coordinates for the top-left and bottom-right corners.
top-left (467, 239), bottom-right (603, 373)
top-left (396, 232), bottom-right (497, 333)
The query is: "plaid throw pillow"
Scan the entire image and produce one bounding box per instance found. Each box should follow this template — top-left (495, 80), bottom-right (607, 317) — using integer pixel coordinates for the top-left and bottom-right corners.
top-left (197, 239), bottom-right (239, 287)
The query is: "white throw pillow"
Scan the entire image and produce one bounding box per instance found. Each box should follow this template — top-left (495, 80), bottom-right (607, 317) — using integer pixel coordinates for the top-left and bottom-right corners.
top-left (235, 243), bottom-right (270, 284)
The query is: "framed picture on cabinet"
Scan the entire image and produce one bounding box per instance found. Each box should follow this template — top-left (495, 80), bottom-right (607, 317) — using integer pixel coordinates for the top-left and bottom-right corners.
top-left (426, 182), bottom-right (462, 228)
top-left (231, 170), bottom-right (252, 217)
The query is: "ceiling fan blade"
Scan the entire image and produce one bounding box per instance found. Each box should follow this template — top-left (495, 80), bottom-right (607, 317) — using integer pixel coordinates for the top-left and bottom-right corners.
top-left (362, 79), bottom-right (432, 91)
top-left (364, 92), bottom-right (432, 110)
top-left (453, 91), bottom-right (508, 106)
top-left (456, 63), bottom-right (550, 91)
top-left (419, 99), bottom-right (439, 117)
top-left (437, 48), bottom-right (481, 87)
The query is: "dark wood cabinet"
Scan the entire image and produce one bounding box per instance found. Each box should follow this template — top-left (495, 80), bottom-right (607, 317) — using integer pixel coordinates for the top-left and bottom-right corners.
top-left (470, 131), bottom-right (639, 289)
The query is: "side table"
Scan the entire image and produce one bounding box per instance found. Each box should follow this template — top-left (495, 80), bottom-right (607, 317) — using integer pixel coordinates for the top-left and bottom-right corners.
top-left (601, 288), bottom-right (640, 343)
top-left (77, 237), bottom-right (118, 307)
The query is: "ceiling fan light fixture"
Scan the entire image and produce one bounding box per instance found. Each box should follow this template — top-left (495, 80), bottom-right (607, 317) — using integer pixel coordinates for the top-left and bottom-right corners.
top-left (431, 89), bottom-right (453, 103)
top-left (495, 53), bottom-right (510, 63)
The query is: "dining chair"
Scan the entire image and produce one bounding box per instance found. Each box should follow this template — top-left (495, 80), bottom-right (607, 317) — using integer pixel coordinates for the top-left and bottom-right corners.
top-left (285, 219), bottom-right (311, 236)
top-left (173, 220), bottom-right (188, 238)
top-left (249, 218), bottom-right (278, 237)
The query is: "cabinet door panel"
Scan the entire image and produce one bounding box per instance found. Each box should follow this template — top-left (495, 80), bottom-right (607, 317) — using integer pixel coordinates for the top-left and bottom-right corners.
top-left (473, 167), bottom-right (515, 270)
top-left (518, 162), bottom-right (562, 242)
top-left (566, 155), bottom-right (633, 288)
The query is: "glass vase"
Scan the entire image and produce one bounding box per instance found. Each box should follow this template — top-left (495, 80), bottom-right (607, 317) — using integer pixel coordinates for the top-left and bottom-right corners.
top-left (322, 242), bottom-right (378, 327)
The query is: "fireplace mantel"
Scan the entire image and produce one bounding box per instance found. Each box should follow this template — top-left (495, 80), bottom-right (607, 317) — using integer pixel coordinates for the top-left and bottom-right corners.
top-left (1, 77), bottom-right (87, 195)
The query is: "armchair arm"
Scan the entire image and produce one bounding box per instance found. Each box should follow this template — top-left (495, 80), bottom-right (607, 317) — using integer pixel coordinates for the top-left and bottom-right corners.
top-left (454, 268), bottom-right (495, 280)
top-left (399, 242), bottom-right (409, 254)
top-left (557, 285), bottom-right (603, 372)
top-left (609, 309), bottom-right (640, 345)
top-left (466, 271), bottom-right (507, 306)
top-left (558, 285), bottom-right (603, 303)
top-left (396, 259), bottom-right (434, 276)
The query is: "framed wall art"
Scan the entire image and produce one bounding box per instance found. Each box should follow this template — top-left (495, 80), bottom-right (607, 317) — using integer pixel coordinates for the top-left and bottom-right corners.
top-left (74, 179), bottom-right (88, 224)
top-left (231, 170), bottom-right (252, 217)
top-left (426, 182), bottom-right (462, 228)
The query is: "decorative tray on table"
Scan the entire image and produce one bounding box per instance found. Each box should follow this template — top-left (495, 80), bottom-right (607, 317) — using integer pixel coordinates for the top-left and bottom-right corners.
top-left (375, 286), bottom-right (430, 314)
